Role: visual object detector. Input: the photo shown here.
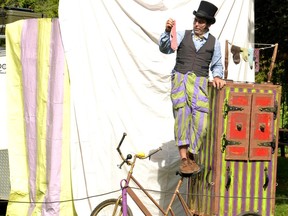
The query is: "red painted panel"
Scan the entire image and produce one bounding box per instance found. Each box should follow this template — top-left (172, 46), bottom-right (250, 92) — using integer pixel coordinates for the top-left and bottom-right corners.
top-left (226, 93), bottom-right (251, 161)
top-left (226, 145), bottom-right (248, 160)
top-left (255, 96), bottom-right (273, 106)
top-left (249, 93), bottom-right (274, 161)
top-left (227, 146), bottom-right (246, 155)
top-left (254, 148), bottom-right (270, 156)
top-left (228, 113), bottom-right (248, 139)
top-left (252, 113), bottom-right (272, 140)
top-left (250, 147), bottom-right (270, 160)
top-left (230, 95), bottom-right (250, 106)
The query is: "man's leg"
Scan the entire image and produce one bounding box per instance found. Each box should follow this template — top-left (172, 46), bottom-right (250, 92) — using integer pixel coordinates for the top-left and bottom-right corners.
top-left (171, 72), bottom-right (200, 174)
top-left (186, 75), bottom-right (209, 172)
top-left (179, 145), bottom-right (188, 159)
top-left (174, 106), bottom-right (200, 174)
top-left (189, 110), bottom-right (208, 154)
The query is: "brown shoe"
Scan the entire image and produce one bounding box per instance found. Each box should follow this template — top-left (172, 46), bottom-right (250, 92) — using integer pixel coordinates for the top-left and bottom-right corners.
top-left (180, 159), bottom-right (193, 174)
top-left (180, 159), bottom-right (200, 174)
top-left (187, 158), bottom-right (201, 173)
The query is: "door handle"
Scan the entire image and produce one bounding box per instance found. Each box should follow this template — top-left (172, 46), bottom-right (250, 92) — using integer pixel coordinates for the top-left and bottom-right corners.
top-left (263, 167), bottom-right (269, 190)
top-left (225, 166), bottom-right (231, 191)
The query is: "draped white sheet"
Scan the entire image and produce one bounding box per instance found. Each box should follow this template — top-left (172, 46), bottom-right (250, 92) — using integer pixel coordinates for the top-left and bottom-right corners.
top-left (58, 0), bottom-right (254, 215)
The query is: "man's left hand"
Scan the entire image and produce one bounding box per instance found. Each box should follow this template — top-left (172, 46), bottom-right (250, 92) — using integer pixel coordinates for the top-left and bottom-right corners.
top-left (212, 77), bottom-right (226, 89)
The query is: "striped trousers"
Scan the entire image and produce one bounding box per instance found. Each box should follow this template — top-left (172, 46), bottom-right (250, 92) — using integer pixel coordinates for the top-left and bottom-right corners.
top-left (171, 71), bottom-right (209, 154)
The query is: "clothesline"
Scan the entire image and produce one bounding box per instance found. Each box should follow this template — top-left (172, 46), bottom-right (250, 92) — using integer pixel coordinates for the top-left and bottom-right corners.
top-left (227, 41), bottom-right (276, 50)
top-left (251, 43), bottom-right (277, 50)
top-left (225, 40), bottom-right (278, 80)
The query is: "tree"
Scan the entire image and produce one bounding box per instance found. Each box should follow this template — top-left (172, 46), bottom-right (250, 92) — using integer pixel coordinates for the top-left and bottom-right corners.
top-left (0, 0), bottom-right (59, 17)
top-left (255, 0), bottom-right (288, 128)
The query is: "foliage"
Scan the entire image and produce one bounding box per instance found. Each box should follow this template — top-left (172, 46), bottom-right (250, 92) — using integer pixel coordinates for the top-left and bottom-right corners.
top-left (255, 0), bottom-right (288, 129)
top-left (275, 156), bottom-right (288, 215)
top-left (0, 0), bottom-right (59, 17)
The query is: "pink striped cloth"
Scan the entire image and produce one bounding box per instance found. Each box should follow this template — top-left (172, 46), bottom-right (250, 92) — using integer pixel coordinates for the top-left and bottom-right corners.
top-left (5, 18), bottom-right (75, 216)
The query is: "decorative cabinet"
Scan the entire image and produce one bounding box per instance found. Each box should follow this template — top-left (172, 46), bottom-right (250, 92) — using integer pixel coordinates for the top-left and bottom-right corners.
top-left (189, 82), bottom-right (282, 216)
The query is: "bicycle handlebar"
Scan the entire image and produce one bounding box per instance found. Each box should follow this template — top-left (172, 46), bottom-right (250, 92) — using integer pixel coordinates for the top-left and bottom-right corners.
top-left (136, 147), bottom-right (162, 159)
top-left (117, 132), bottom-right (127, 150)
top-left (116, 132), bottom-right (162, 168)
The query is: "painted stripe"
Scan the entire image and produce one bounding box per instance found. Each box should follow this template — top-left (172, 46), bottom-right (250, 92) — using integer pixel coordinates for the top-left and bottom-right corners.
top-left (219, 87), bottom-right (230, 215)
top-left (191, 76), bottom-right (206, 153)
top-left (266, 159), bottom-right (273, 215)
top-left (241, 162), bottom-right (247, 213)
top-left (255, 162), bottom-right (261, 212)
top-left (250, 159), bottom-right (256, 211)
top-left (208, 87), bottom-right (216, 214)
top-left (202, 87), bottom-right (211, 214)
top-left (232, 161), bottom-right (239, 216)
top-left (189, 84), bottom-right (215, 215)
top-left (258, 162), bottom-right (265, 213)
top-left (223, 87), bottom-right (234, 216)
top-left (202, 86), bottom-right (212, 214)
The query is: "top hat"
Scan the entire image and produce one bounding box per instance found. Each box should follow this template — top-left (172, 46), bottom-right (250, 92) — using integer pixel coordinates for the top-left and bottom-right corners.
top-left (193, 1), bottom-right (218, 24)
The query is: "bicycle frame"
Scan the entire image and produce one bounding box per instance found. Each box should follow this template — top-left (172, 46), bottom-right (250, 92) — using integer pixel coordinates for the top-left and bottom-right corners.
top-left (120, 155), bottom-right (193, 216)
top-left (112, 133), bottom-right (194, 216)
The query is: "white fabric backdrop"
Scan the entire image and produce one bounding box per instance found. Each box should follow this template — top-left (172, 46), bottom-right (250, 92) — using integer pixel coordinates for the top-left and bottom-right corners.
top-left (58, 0), bottom-right (254, 215)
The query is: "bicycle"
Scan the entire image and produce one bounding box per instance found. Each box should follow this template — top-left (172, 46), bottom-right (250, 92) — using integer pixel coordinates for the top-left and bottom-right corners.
top-left (90, 133), bottom-right (262, 216)
top-left (90, 132), bottom-right (198, 216)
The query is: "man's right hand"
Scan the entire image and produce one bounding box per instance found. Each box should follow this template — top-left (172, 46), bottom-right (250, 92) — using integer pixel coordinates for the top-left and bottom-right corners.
top-left (165, 18), bottom-right (175, 32)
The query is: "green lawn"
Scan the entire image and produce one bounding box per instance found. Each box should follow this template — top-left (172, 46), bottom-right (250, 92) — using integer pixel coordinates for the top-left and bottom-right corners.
top-left (275, 154), bottom-right (288, 216)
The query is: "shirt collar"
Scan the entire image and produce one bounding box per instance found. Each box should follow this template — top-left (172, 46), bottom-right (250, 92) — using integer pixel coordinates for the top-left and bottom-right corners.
top-left (192, 30), bottom-right (209, 40)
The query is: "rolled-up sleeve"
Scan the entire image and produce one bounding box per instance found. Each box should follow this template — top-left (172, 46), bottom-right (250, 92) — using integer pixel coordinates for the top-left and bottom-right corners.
top-left (210, 40), bottom-right (223, 78)
top-left (159, 31), bottom-right (174, 54)
top-left (159, 30), bottom-right (185, 54)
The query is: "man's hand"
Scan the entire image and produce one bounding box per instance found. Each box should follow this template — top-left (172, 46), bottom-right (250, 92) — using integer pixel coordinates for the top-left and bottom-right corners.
top-left (212, 76), bottom-right (226, 89)
top-left (165, 18), bottom-right (175, 33)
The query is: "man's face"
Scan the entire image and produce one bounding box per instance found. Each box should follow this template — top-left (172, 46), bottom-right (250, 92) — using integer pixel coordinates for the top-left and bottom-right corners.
top-left (193, 17), bottom-right (210, 36)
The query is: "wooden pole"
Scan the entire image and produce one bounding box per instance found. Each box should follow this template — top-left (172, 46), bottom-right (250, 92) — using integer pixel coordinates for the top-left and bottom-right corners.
top-left (267, 43), bottom-right (278, 82)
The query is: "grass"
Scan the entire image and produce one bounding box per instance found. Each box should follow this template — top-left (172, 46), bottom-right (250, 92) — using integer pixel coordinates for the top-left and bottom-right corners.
top-left (275, 151), bottom-right (288, 216)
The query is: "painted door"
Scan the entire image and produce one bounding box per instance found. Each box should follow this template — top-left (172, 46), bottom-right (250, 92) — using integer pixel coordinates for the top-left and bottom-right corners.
top-left (224, 92), bottom-right (275, 161)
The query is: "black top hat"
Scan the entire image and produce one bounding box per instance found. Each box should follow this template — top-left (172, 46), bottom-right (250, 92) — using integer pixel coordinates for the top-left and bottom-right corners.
top-left (193, 1), bottom-right (218, 24)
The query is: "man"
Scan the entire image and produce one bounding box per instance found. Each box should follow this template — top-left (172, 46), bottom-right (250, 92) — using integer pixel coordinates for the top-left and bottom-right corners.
top-left (159, 1), bottom-right (226, 174)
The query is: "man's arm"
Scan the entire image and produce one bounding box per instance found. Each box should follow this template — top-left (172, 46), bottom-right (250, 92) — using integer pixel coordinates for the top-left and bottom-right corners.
top-left (211, 40), bottom-right (226, 89)
top-left (159, 31), bottom-right (174, 54)
top-left (159, 18), bottom-right (185, 54)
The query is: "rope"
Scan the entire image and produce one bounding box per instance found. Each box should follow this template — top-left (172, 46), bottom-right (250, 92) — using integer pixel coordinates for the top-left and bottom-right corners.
top-left (2, 185), bottom-right (288, 204)
top-left (227, 41), bottom-right (276, 50)
top-left (217, 0), bottom-right (236, 40)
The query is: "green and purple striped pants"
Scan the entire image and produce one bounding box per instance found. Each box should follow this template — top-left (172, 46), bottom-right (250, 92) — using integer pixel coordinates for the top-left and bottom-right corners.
top-left (171, 71), bottom-right (209, 154)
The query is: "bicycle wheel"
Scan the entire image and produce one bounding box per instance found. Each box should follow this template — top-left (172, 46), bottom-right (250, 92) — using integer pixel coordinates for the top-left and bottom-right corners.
top-left (90, 198), bottom-right (133, 216)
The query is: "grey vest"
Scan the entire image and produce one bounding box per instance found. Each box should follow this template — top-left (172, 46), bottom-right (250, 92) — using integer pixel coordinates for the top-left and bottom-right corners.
top-left (174, 30), bottom-right (215, 77)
